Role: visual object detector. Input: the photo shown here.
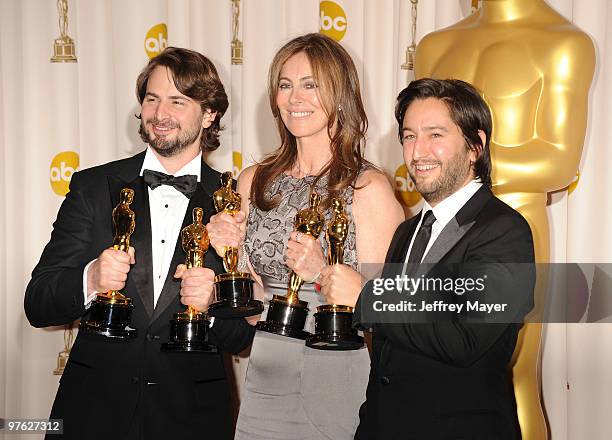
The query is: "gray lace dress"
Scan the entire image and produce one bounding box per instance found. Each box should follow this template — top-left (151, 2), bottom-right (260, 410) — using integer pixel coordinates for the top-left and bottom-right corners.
top-left (234, 174), bottom-right (370, 440)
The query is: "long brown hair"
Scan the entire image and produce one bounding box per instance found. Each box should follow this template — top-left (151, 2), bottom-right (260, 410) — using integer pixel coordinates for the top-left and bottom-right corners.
top-left (136, 47), bottom-right (229, 152)
top-left (251, 33), bottom-right (369, 211)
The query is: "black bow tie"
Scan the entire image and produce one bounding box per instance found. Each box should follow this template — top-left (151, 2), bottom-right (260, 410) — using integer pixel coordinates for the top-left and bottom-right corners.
top-left (142, 169), bottom-right (198, 198)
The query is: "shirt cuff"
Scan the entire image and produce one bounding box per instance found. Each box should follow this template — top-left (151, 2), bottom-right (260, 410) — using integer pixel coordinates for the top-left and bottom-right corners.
top-left (83, 259), bottom-right (98, 309)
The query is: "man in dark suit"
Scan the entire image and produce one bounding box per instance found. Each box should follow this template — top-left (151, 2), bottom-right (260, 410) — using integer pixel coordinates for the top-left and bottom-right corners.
top-left (24, 47), bottom-right (254, 440)
top-left (354, 79), bottom-right (534, 440)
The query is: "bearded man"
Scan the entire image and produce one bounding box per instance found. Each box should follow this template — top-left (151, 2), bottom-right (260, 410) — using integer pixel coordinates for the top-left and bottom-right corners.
top-left (25, 47), bottom-right (254, 440)
top-left (354, 79), bottom-right (534, 440)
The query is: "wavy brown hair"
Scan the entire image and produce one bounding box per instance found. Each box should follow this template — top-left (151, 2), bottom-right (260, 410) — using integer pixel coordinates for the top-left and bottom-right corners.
top-left (251, 33), bottom-right (369, 211)
top-left (136, 47), bottom-right (228, 152)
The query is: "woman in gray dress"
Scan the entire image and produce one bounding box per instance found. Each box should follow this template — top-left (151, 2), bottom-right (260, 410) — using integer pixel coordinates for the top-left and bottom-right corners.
top-left (207, 33), bottom-right (404, 439)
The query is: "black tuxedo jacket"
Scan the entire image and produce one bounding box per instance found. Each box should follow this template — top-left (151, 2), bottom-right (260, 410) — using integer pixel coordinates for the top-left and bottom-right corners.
top-left (25, 151), bottom-right (255, 440)
top-left (355, 186), bottom-right (534, 440)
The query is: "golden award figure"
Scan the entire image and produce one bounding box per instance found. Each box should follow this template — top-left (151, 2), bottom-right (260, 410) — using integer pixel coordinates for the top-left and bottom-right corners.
top-left (53, 323), bottom-right (75, 375)
top-left (257, 191), bottom-right (325, 340)
top-left (416, 1), bottom-right (595, 438)
top-left (162, 207), bottom-right (216, 352)
top-left (306, 198), bottom-right (364, 350)
top-left (80, 188), bottom-right (137, 338)
top-left (50, 0), bottom-right (77, 62)
top-left (208, 172), bottom-right (263, 318)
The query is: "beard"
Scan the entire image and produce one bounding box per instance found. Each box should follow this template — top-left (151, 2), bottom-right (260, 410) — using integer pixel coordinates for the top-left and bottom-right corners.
top-left (139, 116), bottom-right (203, 157)
top-left (409, 147), bottom-right (472, 205)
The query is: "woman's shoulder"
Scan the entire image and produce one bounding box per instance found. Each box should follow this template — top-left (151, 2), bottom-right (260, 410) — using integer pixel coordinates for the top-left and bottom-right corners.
top-left (355, 167), bottom-right (395, 194)
top-left (236, 164), bottom-right (259, 194)
top-left (353, 167), bottom-right (403, 218)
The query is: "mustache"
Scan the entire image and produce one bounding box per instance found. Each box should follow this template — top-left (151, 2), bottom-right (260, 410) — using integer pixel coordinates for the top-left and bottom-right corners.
top-left (146, 118), bottom-right (179, 129)
top-left (410, 160), bottom-right (441, 167)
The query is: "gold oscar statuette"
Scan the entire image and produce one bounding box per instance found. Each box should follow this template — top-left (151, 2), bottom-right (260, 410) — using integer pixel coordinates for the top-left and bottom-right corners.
top-left (161, 207), bottom-right (216, 352)
top-left (208, 172), bottom-right (263, 318)
top-left (257, 192), bottom-right (325, 340)
top-left (306, 198), bottom-right (364, 350)
top-left (231, 0), bottom-right (243, 65)
top-left (51, 0), bottom-right (77, 62)
top-left (80, 188), bottom-right (137, 338)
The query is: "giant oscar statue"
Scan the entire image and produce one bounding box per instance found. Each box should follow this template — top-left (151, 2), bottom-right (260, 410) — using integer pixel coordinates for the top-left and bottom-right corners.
top-left (415, 1), bottom-right (596, 438)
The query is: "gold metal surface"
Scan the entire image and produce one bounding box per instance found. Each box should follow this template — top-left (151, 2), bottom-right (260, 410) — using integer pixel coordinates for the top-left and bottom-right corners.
top-left (317, 304), bottom-right (353, 313)
top-left (326, 198), bottom-right (348, 266)
top-left (213, 171), bottom-right (243, 273)
top-left (53, 322), bottom-right (75, 375)
top-left (317, 197), bottom-right (354, 313)
top-left (286, 192), bottom-right (325, 304)
top-left (231, 0), bottom-right (243, 65)
top-left (401, 0), bottom-right (419, 71)
top-left (51, 0), bottom-right (77, 62)
top-left (416, 1), bottom-right (595, 438)
top-left (215, 271), bottom-right (252, 282)
top-left (181, 207), bottom-right (210, 318)
top-left (98, 188), bottom-right (135, 304)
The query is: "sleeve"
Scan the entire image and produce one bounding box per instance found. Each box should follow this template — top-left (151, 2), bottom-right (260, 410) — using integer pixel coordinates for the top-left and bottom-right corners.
top-left (208, 317), bottom-right (256, 354)
top-left (24, 172), bottom-right (96, 327)
top-left (381, 211), bottom-right (535, 367)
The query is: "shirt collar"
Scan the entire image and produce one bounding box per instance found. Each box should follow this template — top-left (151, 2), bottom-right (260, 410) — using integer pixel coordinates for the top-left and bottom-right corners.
top-left (422, 180), bottom-right (483, 229)
top-left (139, 146), bottom-right (202, 182)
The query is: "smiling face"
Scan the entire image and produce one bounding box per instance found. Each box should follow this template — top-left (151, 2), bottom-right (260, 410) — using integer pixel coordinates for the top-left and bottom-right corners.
top-left (401, 97), bottom-right (478, 205)
top-left (275, 52), bottom-right (330, 146)
top-left (139, 66), bottom-right (215, 158)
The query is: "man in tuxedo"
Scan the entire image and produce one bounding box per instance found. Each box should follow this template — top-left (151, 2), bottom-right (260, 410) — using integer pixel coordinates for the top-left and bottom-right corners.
top-left (354, 79), bottom-right (534, 440)
top-left (24, 47), bottom-right (254, 440)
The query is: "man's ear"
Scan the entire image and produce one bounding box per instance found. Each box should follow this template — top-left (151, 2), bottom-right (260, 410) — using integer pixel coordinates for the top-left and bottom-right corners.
top-left (477, 130), bottom-right (487, 153)
top-left (469, 129), bottom-right (487, 163)
top-left (202, 110), bottom-right (217, 129)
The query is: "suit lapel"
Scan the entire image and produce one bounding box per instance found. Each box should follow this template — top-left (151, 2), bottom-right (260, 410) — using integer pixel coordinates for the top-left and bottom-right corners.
top-left (403, 186), bottom-right (493, 280)
top-left (108, 171), bottom-right (155, 318)
top-left (423, 185), bottom-right (493, 264)
top-left (422, 218), bottom-right (475, 264)
top-left (150, 160), bottom-right (219, 323)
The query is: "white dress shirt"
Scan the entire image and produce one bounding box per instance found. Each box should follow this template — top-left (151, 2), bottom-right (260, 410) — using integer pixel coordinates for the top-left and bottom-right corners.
top-left (83, 147), bottom-right (202, 308)
top-left (402, 180), bottom-right (483, 275)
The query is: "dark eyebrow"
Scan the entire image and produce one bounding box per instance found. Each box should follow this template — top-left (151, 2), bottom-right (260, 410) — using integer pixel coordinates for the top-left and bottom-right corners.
top-left (145, 92), bottom-right (191, 102)
top-left (424, 125), bottom-right (448, 132)
top-left (401, 125), bottom-right (448, 133)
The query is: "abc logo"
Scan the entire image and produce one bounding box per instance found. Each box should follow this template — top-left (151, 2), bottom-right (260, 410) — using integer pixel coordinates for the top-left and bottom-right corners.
top-left (395, 164), bottom-right (422, 208)
top-left (568, 170), bottom-right (580, 195)
top-left (232, 151), bottom-right (243, 177)
top-left (319, 1), bottom-right (347, 42)
top-left (50, 151), bottom-right (79, 197)
top-left (145, 23), bottom-right (168, 59)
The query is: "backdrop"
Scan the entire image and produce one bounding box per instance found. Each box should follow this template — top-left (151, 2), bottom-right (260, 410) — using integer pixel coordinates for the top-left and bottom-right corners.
top-left (1, 0), bottom-right (610, 439)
